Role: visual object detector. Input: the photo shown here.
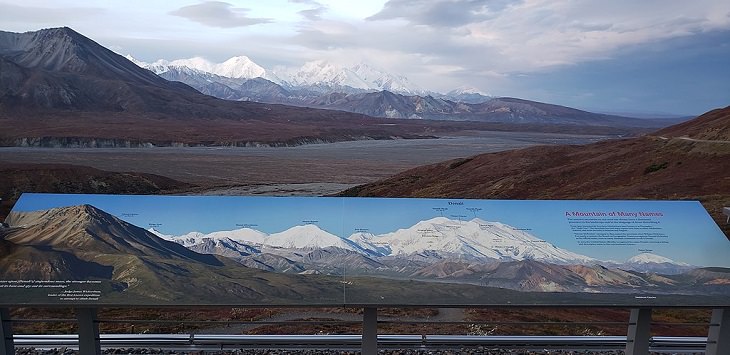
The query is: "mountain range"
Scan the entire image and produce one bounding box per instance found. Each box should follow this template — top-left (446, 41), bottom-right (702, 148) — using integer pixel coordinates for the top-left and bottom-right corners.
top-left (9, 203), bottom-right (693, 305)
top-left (0, 27), bottom-right (683, 149)
top-left (128, 55), bottom-right (425, 96)
top-left (0, 204), bottom-right (345, 304)
top-left (129, 54), bottom-right (681, 128)
top-left (5, 203), bottom-right (725, 298)
top-left (152, 217), bottom-right (595, 264)
top-left (0, 27), bottom-right (479, 147)
top-left (145, 214), bottom-right (710, 291)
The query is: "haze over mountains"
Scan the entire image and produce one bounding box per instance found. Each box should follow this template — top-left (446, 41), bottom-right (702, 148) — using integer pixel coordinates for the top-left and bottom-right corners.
top-left (0, 27), bottom-right (475, 147)
top-left (129, 54), bottom-right (680, 128)
top-left (127, 55), bottom-right (426, 96)
top-left (0, 27), bottom-right (688, 150)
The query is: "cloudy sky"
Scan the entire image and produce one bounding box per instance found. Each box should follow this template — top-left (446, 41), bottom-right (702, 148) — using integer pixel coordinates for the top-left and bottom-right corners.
top-left (2, 0), bottom-right (729, 115)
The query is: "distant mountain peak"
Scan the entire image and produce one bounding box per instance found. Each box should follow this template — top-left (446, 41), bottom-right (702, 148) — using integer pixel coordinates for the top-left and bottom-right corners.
top-left (365, 216), bottom-right (595, 264)
top-left (448, 86), bottom-right (488, 96)
top-left (131, 54), bottom-right (273, 82)
top-left (627, 252), bottom-right (688, 266)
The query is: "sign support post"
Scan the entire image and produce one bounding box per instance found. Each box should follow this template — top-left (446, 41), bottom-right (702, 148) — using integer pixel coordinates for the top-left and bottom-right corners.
top-left (0, 308), bottom-right (13, 355)
top-left (706, 308), bottom-right (730, 355)
top-left (362, 307), bottom-right (377, 355)
top-left (76, 308), bottom-right (101, 355)
top-left (625, 308), bottom-right (652, 355)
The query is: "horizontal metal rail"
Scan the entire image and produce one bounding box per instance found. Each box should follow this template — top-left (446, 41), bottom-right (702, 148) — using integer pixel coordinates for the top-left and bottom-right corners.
top-left (11, 334), bottom-right (708, 352)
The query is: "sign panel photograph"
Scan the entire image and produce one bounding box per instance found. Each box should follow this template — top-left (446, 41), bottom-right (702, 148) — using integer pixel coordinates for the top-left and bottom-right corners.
top-left (1, 194), bottom-right (728, 306)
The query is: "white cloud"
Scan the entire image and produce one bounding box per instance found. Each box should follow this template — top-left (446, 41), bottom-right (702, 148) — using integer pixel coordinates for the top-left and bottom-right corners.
top-left (366, 0), bottom-right (730, 74)
top-left (170, 1), bottom-right (273, 28)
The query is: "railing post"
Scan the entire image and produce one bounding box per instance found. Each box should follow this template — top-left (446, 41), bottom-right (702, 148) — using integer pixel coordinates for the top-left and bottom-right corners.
top-left (76, 308), bottom-right (101, 355)
top-left (0, 308), bottom-right (14, 355)
top-left (706, 308), bottom-right (730, 355)
top-left (362, 307), bottom-right (377, 355)
top-left (625, 308), bottom-right (652, 355)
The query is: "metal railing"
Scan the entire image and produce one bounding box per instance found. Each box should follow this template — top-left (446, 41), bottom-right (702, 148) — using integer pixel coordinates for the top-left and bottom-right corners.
top-left (2, 307), bottom-right (728, 355)
top-left (11, 334), bottom-right (710, 353)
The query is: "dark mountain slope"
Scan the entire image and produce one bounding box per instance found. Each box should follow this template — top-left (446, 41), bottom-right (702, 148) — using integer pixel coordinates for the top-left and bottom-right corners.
top-left (656, 105), bottom-right (730, 141)
top-left (0, 27), bottom-right (164, 84)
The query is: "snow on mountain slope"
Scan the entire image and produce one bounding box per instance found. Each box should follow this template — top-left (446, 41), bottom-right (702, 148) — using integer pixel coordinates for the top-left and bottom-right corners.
top-left (151, 227), bottom-right (268, 246)
top-left (627, 252), bottom-right (688, 265)
top-left (147, 227), bottom-right (173, 240)
top-left (267, 224), bottom-right (364, 252)
top-left (128, 55), bottom-right (277, 82)
top-left (349, 217), bottom-right (594, 264)
top-left (186, 237), bottom-right (261, 258)
top-left (211, 56), bottom-right (267, 79)
top-left (448, 86), bottom-right (489, 96)
top-left (443, 86), bottom-right (493, 104)
top-left (148, 227), bottom-right (264, 258)
top-left (350, 63), bottom-right (423, 94)
top-left (169, 56), bottom-right (217, 73)
top-left (276, 61), bottom-right (423, 94)
top-left (277, 60), bottom-right (371, 90)
top-left (347, 232), bottom-right (391, 255)
top-left (151, 217), bottom-right (595, 264)
top-left (127, 54), bottom-right (424, 95)
top-left (205, 228), bottom-right (269, 245)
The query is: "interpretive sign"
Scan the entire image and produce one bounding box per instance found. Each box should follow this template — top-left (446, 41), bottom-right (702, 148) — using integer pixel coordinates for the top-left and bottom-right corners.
top-left (1, 194), bottom-right (729, 306)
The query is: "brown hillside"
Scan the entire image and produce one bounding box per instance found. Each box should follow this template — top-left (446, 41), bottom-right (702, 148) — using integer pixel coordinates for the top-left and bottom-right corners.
top-left (0, 162), bottom-right (192, 220)
top-left (656, 105), bottom-right (730, 141)
top-left (340, 106), bottom-right (730, 236)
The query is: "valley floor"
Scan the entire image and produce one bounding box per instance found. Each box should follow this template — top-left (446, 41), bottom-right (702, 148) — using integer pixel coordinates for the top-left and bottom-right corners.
top-left (0, 131), bottom-right (609, 195)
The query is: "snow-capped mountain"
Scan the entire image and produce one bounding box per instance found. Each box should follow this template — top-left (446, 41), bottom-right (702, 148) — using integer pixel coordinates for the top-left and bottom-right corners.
top-left (275, 60), bottom-right (371, 92)
top-left (127, 54), bottom-right (424, 95)
top-left (627, 252), bottom-right (686, 265)
top-left (150, 227), bottom-right (267, 245)
top-left (350, 63), bottom-right (423, 94)
top-left (145, 218), bottom-right (711, 292)
top-left (443, 86), bottom-right (492, 104)
top-left (349, 217), bottom-right (595, 264)
top-left (619, 252), bottom-right (693, 274)
top-left (347, 232), bottom-right (391, 256)
top-left (125, 54), bottom-right (658, 128)
top-left (149, 227), bottom-right (265, 260)
top-left (267, 224), bottom-right (364, 252)
top-left (153, 217), bottom-right (595, 265)
top-left (274, 61), bottom-right (424, 95)
top-left (128, 55), bottom-right (278, 82)
top-left (159, 224), bottom-right (367, 254)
